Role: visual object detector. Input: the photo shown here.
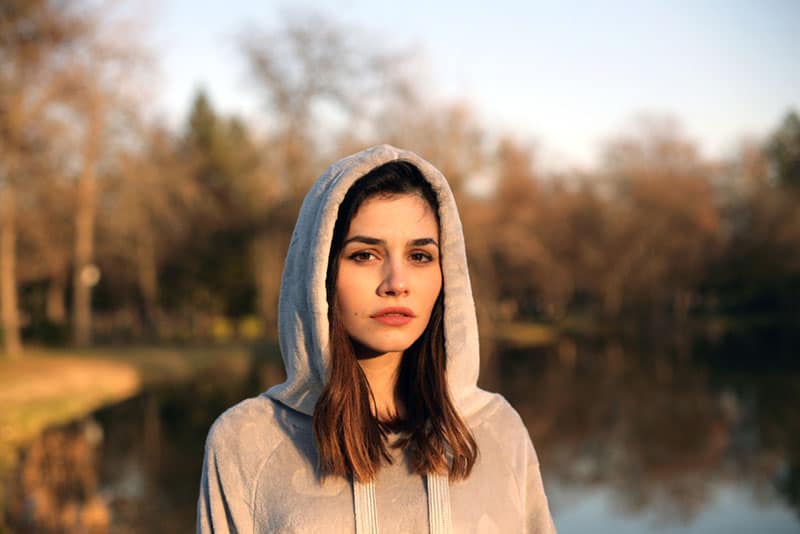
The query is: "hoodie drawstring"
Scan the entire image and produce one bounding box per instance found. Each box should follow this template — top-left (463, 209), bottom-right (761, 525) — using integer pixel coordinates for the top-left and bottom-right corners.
top-left (354, 479), bottom-right (379, 534)
top-left (353, 474), bottom-right (452, 534)
top-left (426, 473), bottom-right (453, 533)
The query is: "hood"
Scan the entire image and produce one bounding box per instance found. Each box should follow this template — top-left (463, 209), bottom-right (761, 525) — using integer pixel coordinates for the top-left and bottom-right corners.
top-left (266, 144), bottom-right (487, 418)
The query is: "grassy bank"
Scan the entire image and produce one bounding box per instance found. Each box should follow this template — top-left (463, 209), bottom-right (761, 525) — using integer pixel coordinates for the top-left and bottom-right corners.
top-left (0, 344), bottom-right (253, 475)
top-left (493, 322), bottom-right (559, 347)
top-left (492, 314), bottom-right (615, 347)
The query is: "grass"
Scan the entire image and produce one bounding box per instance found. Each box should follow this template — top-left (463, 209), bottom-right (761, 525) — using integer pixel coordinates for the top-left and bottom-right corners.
top-left (0, 344), bottom-right (253, 475)
top-left (494, 322), bottom-right (559, 347)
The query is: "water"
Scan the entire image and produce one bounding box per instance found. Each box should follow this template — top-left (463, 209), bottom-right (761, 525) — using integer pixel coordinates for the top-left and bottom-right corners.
top-left (6, 330), bottom-right (800, 533)
top-left (497, 331), bottom-right (800, 533)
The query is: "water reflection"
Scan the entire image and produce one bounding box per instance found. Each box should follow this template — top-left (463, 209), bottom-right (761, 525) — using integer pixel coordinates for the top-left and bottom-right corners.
top-left (7, 419), bottom-right (108, 533)
top-left (5, 350), bottom-right (278, 533)
top-left (499, 331), bottom-right (800, 532)
top-left (5, 332), bottom-right (799, 532)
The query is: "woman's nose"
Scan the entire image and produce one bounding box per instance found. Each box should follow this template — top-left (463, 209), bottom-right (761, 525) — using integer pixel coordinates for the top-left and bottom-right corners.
top-left (378, 260), bottom-right (409, 296)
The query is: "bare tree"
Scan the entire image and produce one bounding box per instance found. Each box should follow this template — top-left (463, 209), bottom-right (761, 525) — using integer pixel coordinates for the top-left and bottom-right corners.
top-left (70, 82), bottom-right (104, 346)
top-left (0, 0), bottom-right (90, 356)
top-left (376, 102), bottom-right (487, 201)
top-left (105, 125), bottom-right (199, 335)
top-left (240, 10), bottom-right (408, 331)
top-left (17, 122), bottom-right (74, 326)
top-left (240, 9), bottom-right (408, 190)
top-left (490, 137), bottom-right (576, 319)
top-left (598, 115), bottom-right (721, 319)
top-left (50, 2), bottom-right (151, 346)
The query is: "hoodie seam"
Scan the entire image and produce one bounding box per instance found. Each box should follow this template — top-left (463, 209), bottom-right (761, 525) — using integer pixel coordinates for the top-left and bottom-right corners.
top-left (481, 427), bottom-right (527, 512)
top-left (475, 396), bottom-right (533, 513)
top-left (463, 391), bottom-right (505, 432)
top-left (248, 431), bottom-right (287, 532)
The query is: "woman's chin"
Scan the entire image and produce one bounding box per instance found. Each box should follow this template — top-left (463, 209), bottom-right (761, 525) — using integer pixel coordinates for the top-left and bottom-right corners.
top-left (351, 339), bottom-right (412, 360)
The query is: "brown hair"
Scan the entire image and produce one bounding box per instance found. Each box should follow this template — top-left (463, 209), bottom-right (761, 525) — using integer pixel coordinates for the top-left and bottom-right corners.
top-left (313, 160), bottom-right (478, 482)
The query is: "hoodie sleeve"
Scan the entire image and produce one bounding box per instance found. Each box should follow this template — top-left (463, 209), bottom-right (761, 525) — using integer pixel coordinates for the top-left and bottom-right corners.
top-left (478, 395), bottom-right (557, 533)
top-left (196, 416), bottom-right (255, 534)
top-left (524, 438), bottom-right (557, 533)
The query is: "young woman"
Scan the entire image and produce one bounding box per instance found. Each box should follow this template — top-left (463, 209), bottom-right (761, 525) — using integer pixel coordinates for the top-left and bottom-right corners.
top-left (197, 145), bottom-right (556, 533)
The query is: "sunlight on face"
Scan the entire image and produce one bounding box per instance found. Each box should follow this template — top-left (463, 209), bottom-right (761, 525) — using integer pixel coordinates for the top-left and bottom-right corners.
top-left (336, 194), bottom-right (442, 358)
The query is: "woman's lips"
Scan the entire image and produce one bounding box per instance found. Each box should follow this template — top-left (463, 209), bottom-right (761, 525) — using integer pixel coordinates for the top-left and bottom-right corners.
top-left (370, 307), bottom-right (415, 326)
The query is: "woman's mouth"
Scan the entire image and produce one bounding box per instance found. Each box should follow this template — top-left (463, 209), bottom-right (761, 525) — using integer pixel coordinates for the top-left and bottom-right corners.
top-left (370, 307), bottom-right (415, 326)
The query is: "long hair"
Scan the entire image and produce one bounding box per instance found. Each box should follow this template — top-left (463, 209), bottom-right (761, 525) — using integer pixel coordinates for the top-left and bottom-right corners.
top-left (313, 160), bottom-right (478, 482)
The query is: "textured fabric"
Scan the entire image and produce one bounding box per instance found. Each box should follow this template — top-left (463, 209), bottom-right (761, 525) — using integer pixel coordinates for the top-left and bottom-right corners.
top-left (354, 480), bottom-right (379, 534)
top-left (197, 145), bottom-right (557, 533)
top-left (426, 473), bottom-right (452, 534)
top-left (354, 473), bottom-right (451, 534)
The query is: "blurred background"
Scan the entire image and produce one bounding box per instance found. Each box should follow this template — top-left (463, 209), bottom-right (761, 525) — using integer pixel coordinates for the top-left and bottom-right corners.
top-left (1, 1), bottom-right (799, 532)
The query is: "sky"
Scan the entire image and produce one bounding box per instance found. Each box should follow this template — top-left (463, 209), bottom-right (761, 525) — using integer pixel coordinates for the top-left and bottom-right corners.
top-left (148, 0), bottom-right (800, 170)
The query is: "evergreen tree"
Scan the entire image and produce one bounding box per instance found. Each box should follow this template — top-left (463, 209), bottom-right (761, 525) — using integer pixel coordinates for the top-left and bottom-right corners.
top-left (766, 110), bottom-right (800, 189)
top-left (163, 89), bottom-right (264, 318)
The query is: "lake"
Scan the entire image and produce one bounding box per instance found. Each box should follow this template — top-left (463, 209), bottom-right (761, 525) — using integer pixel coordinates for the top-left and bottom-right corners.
top-left (6, 326), bottom-right (799, 533)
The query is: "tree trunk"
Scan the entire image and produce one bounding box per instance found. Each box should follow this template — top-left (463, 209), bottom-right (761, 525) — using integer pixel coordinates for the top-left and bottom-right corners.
top-left (252, 235), bottom-right (282, 338)
top-left (136, 224), bottom-right (159, 336)
top-left (603, 280), bottom-right (623, 318)
top-left (72, 158), bottom-right (97, 347)
top-left (46, 268), bottom-right (67, 323)
top-left (1, 185), bottom-right (23, 357)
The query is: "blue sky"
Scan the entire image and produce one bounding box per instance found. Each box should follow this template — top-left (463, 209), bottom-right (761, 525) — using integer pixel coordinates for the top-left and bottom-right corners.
top-left (149, 0), bottom-right (800, 169)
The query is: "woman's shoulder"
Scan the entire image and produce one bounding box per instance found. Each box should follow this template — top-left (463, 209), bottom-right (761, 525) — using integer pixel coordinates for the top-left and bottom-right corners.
top-left (204, 394), bottom-right (297, 460)
top-left (199, 395), bottom-right (307, 525)
top-left (467, 391), bottom-right (537, 454)
top-left (466, 390), bottom-right (525, 427)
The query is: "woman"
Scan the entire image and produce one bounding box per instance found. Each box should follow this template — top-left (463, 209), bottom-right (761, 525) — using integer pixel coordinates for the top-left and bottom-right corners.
top-left (197, 145), bottom-right (556, 533)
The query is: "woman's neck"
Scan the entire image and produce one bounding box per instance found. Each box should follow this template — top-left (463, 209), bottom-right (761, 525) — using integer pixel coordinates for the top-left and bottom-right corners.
top-left (357, 351), bottom-right (404, 421)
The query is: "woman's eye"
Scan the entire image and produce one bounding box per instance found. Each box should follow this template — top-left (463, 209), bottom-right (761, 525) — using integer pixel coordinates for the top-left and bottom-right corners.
top-left (410, 252), bottom-right (434, 263)
top-left (349, 251), bottom-right (376, 262)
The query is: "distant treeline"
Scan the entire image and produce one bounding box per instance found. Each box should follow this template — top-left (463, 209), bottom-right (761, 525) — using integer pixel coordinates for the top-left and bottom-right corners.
top-left (2, 2), bottom-right (798, 355)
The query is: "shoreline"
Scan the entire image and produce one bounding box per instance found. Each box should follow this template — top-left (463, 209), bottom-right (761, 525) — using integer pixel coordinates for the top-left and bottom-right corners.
top-left (0, 344), bottom-right (253, 475)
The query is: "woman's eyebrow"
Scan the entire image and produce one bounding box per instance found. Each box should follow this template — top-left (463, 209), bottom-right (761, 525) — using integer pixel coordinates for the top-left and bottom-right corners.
top-left (343, 236), bottom-right (439, 247)
top-left (343, 236), bottom-right (383, 246)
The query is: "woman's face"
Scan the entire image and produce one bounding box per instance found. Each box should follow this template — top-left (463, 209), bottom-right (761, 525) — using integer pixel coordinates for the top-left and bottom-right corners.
top-left (335, 193), bottom-right (442, 358)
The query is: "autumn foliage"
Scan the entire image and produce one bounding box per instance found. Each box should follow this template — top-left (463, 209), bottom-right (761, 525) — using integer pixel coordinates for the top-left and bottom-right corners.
top-left (2, 4), bottom-right (799, 356)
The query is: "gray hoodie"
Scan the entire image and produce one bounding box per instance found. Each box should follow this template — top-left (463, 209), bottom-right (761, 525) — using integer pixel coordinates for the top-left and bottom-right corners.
top-left (197, 145), bottom-right (556, 533)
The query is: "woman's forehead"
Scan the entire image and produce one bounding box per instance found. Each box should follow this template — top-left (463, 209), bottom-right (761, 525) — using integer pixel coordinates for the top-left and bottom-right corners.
top-left (345, 194), bottom-right (439, 237)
